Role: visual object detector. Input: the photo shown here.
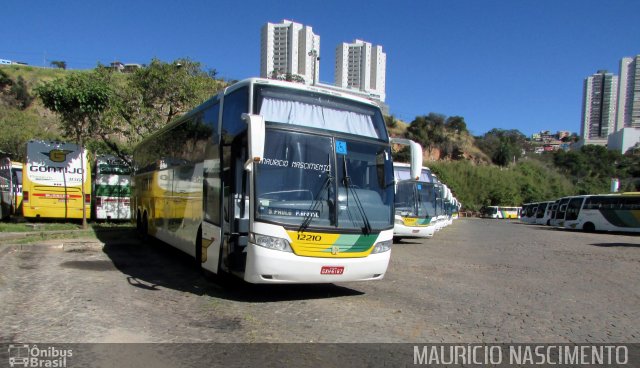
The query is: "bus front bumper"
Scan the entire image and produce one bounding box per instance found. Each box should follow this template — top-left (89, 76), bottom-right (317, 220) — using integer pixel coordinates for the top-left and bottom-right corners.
top-left (394, 223), bottom-right (435, 238)
top-left (244, 242), bottom-right (391, 284)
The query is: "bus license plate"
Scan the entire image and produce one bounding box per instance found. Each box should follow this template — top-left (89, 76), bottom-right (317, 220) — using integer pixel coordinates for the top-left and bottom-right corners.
top-left (321, 266), bottom-right (344, 275)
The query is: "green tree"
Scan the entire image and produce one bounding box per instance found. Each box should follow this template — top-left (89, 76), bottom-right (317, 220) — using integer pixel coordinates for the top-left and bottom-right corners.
top-left (0, 109), bottom-right (60, 161)
top-left (10, 76), bottom-right (34, 110)
top-left (96, 58), bottom-right (224, 161)
top-left (445, 116), bottom-right (468, 133)
top-left (36, 72), bottom-right (111, 228)
top-left (384, 114), bottom-right (398, 129)
top-left (405, 113), bottom-right (446, 157)
top-left (476, 128), bottom-right (527, 166)
top-left (50, 60), bottom-right (67, 70)
top-left (0, 69), bottom-right (13, 89)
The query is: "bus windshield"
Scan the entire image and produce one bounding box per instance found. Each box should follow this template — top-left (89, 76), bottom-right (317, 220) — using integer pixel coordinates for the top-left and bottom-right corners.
top-left (485, 206), bottom-right (498, 215)
top-left (255, 129), bottom-right (394, 232)
top-left (395, 181), bottom-right (436, 218)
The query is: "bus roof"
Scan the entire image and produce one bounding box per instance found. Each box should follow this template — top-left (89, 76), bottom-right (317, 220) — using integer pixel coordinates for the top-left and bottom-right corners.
top-left (140, 77), bottom-right (384, 148)
top-left (228, 78), bottom-right (378, 107)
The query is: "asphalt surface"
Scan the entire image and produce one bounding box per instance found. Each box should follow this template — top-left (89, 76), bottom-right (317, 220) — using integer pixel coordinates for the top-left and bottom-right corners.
top-left (1, 218), bottom-right (639, 343)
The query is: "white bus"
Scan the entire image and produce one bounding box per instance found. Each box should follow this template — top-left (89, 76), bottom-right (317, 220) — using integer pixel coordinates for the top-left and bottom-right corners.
top-left (132, 78), bottom-right (421, 284)
top-left (520, 203), bottom-right (537, 224)
top-left (545, 200), bottom-right (559, 226)
top-left (431, 175), bottom-right (446, 230)
top-left (534, 201), bottom-right (554, 225)
top-left (393, 164), bottom-right (437, 239)
top-left (0, 158), bottom-right (22, 219)
top-left (481, 206), bottom-right (521, 219)
top-left (94, 155), bottom-right (131, 220)
top-left (549, 196), bottom-right (575, 228)
top-left (563, 194), bottom-right (640, 233)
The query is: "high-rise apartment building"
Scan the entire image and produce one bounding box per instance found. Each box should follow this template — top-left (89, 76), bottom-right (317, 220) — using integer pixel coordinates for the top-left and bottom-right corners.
top-left (335, 40), bottom-right (386, 102)
top-left (616, 55), bottom-right (640, 130)
top-left (580, 70), bottom-right (618, 145)
top-left (260, 20), bottom-right (320, 84)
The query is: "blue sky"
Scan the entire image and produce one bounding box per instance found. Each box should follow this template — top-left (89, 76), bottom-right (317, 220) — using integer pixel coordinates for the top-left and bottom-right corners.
top-left (3, 0), bottom-right (639, 136)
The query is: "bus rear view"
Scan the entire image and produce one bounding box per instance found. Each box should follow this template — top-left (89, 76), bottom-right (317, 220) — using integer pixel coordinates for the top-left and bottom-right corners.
top-left (94, 155), bottom-right (131, 220)
top-left (22, 141), bottom-right (91, 220)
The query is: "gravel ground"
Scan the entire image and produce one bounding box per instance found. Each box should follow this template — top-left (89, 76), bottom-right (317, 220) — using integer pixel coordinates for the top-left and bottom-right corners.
top-left (1, 218), bottom-right (639, 344)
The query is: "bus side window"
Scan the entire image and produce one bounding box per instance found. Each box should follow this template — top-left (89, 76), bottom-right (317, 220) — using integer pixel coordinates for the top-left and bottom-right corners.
top-left (621, 197), bottom-right (640, 210)
top-left (203, 102), bottom-right (221, 225)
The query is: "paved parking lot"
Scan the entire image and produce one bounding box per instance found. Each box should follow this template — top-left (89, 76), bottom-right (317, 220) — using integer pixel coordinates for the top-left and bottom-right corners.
top-left (0, 219), bottom-right (639, 343)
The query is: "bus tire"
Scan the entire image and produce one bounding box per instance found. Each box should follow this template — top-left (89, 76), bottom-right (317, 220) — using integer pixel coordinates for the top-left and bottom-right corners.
top-left (195, 228), bottom-right (203, 266)
top-left (136, 210), bottom-right (142, 233)
top-left (141, 212), bottom-right (149, 242)
top-left (583, 222), bottom-right (596, 232)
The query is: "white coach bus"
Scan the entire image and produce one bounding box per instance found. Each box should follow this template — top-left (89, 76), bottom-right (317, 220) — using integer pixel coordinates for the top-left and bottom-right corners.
top-left (132, 78), bottom-right (421, 284)
top-left (393, 164), bottom-right (438, 239)
top-left (94, 155), bottom-right (131, 220)
top-left (563, 194), bottom-right (640, 233)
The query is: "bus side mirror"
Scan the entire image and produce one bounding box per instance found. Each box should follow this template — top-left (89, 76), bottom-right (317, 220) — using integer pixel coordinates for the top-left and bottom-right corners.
top-left (390, 138), bottom-right (423, 180)
top-left (409, 140), bottom-right (423, 180)
top-left (242, 114), bottom-right (265, 171)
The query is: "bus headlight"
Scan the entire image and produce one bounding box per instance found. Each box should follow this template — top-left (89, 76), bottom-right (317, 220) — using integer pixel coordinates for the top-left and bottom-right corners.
top-left (250, 233), bottom-right (292, 253)
top-left (371, 240), bottom-right (391, 254)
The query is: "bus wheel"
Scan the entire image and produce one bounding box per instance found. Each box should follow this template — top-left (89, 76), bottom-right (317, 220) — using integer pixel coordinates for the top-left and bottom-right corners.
top-left (141, 212), bottom-right (149, 242)
top-left (136, 211), bottom-right (142, 233)
top-left (583, 222), bottom-right (596, 232)
top-left (213, 244), bottom-right (235, 287)
top-left (195, 228), bottom-right (203, 266)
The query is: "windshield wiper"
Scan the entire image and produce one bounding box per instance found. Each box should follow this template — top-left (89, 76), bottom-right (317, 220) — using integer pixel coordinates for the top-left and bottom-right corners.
top-left (299, 158), bottom-right (334, 233)
top-left (341, 155), bottom-right (372, 235)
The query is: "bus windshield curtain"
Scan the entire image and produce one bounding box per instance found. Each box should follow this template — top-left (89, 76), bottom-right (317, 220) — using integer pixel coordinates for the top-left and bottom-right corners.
top-left (259, 97), bottom-right (379, 139)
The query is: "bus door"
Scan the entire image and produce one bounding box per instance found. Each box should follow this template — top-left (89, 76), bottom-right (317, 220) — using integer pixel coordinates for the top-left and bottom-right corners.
top-left (221, 86), bottom-right (250, 273)
top-left (12, 167), bottom-right (23, 215)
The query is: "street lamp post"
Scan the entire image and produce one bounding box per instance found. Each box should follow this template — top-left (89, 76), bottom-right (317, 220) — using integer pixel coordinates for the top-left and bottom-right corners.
top-left (308, 50), bottom-right (319, 85)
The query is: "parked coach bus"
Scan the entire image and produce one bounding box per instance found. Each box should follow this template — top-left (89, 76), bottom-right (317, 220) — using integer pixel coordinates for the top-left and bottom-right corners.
top-left (549, 196), bottom-right (574, 228)
top-left (94, 155), bottom-right (131, 220)
top-left (563, 194), bottom-right (640, 233)
top-left (481, 206), bottom-right (521, 219)
top-left (132, 78), bottom-right (422, 284)
top-left (520, 203), bottom-right (537, 224)
top-left (393, 163), bottom-right (437, 239)
top-left (22, 141), bottom-right (91, 220)
top-left (534, 201), bottom-right (554, 225)
top-left (0, 158), bottom-right (23, 219)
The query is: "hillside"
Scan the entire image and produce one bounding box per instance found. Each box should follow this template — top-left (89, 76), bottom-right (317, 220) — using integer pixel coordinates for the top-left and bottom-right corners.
top-left (0, 61), bottom-right (226, 162)
top-left (3, 62), bottom-right (636, 208)
top-left (387, 113), bottom-right (491, 164)
top-left (0, 65), bottom-right (69, 160)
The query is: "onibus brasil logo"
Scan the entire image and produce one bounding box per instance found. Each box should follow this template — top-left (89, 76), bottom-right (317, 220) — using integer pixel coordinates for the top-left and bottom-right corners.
top-left (8, 344), bottom-right (72, 367)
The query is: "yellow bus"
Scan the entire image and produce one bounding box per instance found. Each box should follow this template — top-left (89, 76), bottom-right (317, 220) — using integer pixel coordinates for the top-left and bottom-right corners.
top-left (132, 78), bottom-right (421, 284)
top-left (22, 140), bottom-right (91, 220)
top-left (481, 206), bottom-right (521, 219)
